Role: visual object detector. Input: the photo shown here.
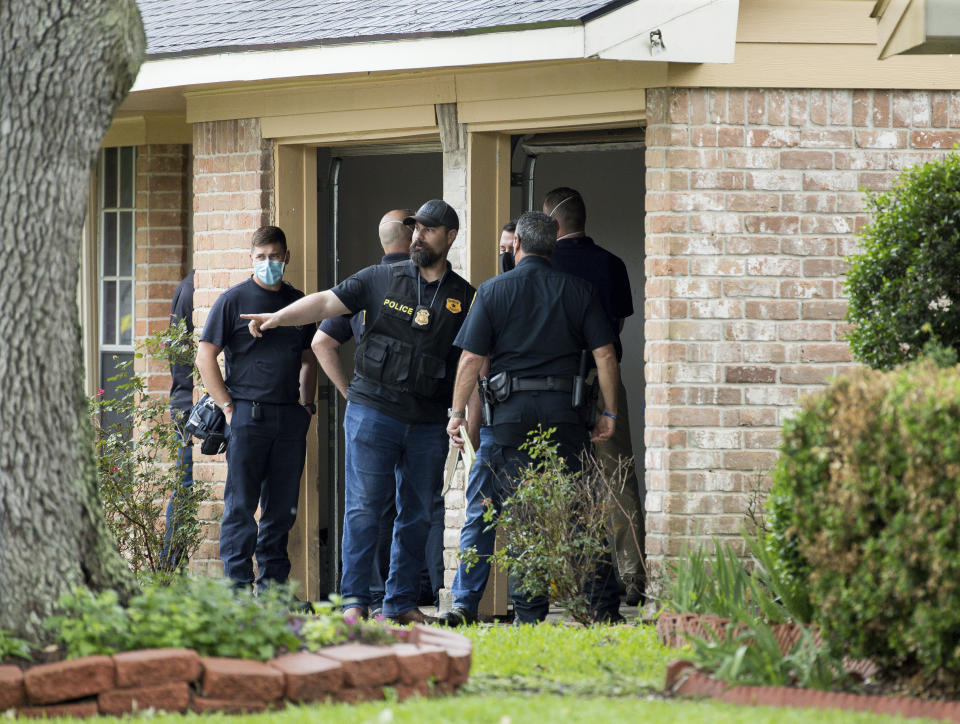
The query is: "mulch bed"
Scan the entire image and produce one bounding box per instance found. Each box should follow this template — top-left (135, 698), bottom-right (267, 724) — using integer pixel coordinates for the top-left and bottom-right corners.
top-left (0, 625), bottom-right (470, 718)
top-left (658, 612), bottom-right (960, 723)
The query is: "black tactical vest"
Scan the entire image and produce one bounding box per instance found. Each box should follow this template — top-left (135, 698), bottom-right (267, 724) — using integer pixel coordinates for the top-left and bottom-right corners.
top-left (352, 264), bottom-right (472, 419)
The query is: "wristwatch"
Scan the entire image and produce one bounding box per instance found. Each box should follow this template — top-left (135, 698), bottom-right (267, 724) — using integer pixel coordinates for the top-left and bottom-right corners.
top-left (303, 402), bottom-right (317, 415)
top-left (447, 408), bottom-right (466, 418)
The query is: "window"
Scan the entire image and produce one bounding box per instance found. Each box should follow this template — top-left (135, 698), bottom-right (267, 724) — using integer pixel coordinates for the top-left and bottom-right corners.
top-left (99, 147), bottom-right (136, 425)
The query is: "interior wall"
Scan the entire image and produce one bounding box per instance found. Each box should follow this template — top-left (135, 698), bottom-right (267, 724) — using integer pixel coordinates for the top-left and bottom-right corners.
top-left (512, 147), bottom-right (647, 474)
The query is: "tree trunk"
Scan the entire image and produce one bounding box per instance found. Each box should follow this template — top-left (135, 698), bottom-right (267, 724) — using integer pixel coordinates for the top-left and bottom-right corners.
top-left (0, 1), bottom-right (145, 643)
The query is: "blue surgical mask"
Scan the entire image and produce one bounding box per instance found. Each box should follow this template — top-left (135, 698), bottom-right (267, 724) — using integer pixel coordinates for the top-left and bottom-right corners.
top-left (254, 259), bottom-right (285, 286)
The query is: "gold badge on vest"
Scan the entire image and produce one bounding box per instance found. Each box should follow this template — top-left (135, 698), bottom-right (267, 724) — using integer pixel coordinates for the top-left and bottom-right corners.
top-left (445, 298), bottom-right (462, 314)
top-left (411, 305), bottom-right (432, 330)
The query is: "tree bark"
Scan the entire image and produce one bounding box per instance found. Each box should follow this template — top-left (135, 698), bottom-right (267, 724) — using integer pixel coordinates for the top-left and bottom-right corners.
top-left (0, 1), bottom-right (145, 643)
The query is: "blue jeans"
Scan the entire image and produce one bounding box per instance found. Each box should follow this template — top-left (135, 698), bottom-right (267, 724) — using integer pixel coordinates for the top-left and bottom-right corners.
top-left (453, 425), bottom-right (621, 623)
top-left (220, 401), bottom-right (310, 586)
top-left (341, 402), bottom-right (448, 616)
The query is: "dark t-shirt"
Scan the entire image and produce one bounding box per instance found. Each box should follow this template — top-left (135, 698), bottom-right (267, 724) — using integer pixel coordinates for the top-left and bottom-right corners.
top-left (549, 235), bottom-right (633, 360)
top-left (454, 255), bottom-right (614, 445)
top-left (200, 277), bottom-right (315, 404)
top-left (169, 271), bottom-right (194, 412)
top-left (319, 253), bottom-right (409, 344)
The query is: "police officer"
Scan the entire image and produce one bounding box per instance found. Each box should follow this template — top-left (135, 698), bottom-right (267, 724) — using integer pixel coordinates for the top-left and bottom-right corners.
top-left (311, 209), bottom-right (444, 614)
top-left (163, 269), bottom-right (194, 568)
top-left (196, 226), bottom-right (318, 590)
top-left (543, 186), bottom-right (645, 607)
top-left (242, 199), bottom-right (477, 624)
top-left (443, 210), bottom-right (622, 624)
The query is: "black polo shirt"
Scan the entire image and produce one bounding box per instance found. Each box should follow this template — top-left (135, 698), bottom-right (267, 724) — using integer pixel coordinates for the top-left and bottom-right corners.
top-left (550, 235), bottom-right (633, 361)
top-left (200, 277), bottom-right (315, 404)
top-left (319, 252), bottom-right (409, 344)
top-left (454, 255), bottom-right (614, 445)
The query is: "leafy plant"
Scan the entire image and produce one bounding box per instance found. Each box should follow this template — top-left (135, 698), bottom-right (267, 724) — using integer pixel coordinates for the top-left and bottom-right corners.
top-left (92, 319), bottom-right (210, 582)
top-left (684, 616), bottom-right (844, 691)
top-left (301, 595), bottom-right (398, 650)
top-left (460, 427), bottom-right (617, 626)
top-left (845, 151), bottom-right (960, 369)
top-left (767, 359), bottom-right (960, 685)
top-left (0, 630), bottom-right (33, 661)
top-left (46, 578), bottom-right (300, 660)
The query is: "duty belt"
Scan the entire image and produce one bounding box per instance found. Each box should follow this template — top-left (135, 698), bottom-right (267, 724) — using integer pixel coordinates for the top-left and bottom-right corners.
top-left (510, 376), bottom-right (573, 393)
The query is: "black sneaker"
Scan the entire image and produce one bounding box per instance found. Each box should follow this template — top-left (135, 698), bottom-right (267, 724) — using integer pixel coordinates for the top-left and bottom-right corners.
top-left (439, 606), bottom-right (477, 627)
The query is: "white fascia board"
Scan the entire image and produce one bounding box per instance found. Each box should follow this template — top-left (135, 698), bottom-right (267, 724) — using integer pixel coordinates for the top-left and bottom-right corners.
top-left (584, 0), bottom-right (739, 63)
top-left (131, 25), bottom-right (585, 93)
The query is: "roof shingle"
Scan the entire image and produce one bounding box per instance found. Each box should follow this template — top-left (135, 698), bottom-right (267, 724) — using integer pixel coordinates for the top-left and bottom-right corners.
top-left (138, 0), bottom-right (620, 57)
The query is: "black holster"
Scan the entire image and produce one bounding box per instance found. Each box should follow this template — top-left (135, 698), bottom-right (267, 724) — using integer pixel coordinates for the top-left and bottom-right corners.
top-left (478, 376), bottom-right (494, 426)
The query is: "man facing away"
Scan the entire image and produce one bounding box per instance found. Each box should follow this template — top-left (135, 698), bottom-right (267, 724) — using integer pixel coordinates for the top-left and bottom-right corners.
top-left (443, 210), bottom-right (622, 625)
top-left (195, 226), bottom-right (317, 590)
top-left (241, 199), bottom-right (478, 623)
top-left (311, 209), bottom-right (445, 614)
top-left (542, 186), bottom-right (646, 607)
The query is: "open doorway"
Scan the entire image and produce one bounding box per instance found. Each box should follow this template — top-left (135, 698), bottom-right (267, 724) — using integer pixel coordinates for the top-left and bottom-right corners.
top-left (315, 144), bottom-right (442, 595)
top-left (511, 129), bottom-right (647, 569)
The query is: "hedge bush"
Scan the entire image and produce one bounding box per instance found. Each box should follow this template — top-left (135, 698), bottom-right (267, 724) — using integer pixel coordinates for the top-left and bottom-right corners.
top-left (768, 360), bottom-right (960, 682)
top-left (845, 152), bottom-right (960, 369)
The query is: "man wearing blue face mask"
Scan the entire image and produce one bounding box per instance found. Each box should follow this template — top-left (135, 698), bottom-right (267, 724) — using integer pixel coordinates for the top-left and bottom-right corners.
top-left (196, 225), bottom-right (318, 590)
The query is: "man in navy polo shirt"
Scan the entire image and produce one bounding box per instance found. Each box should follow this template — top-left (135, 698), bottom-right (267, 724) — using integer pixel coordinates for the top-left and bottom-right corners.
top-left (542, 187), bottom-right (646, 607)
top-left (242, 200), bottom-right (477, 624)
top-left (196, 225), bottom-right (317, 590)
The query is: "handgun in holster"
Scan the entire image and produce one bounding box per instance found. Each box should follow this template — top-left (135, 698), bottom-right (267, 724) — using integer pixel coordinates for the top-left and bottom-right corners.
top-left (478, 375), bottom-right (494, 427)
top-left (572, 350), bottom-right (600, 430)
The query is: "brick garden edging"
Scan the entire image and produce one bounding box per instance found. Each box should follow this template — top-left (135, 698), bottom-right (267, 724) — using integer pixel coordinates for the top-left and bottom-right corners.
top-left (658, 613), bottom-right (960, 722)
top-left (666, 661), bottom-right (960, 723)
top-left (0, 625), bottom-right (470, 718)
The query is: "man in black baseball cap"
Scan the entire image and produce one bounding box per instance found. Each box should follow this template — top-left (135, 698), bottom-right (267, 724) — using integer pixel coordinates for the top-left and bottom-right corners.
top-left (404, 199), bottom-right (460, 230)
top-left (241, 197), bottom-right (477, 625)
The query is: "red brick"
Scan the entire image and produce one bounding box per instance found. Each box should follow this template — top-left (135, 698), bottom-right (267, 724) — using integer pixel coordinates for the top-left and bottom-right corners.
top-left (17, 702), bottom-right (99, 719)
top-left (725, 366), bottom-right (775, 384)
top-left (390, 643), bottom-right (450, 684)
top-left (802, 301), bottom-right (848, 320)
top-left (98, 682), bottom-right (190, 715)
top-left (201, 657), bottom-right (284, 701)
top-left (780, 150), bottom-right (833, 169)
top-left (855, 129), bottom-right (906, 149)
top-left (0, 666), bottom-right (24, 709)
top-left (318, 644), bottom-right (400, 687)
top-left (191, 696), bottom-right (268, 714)
top-left (24, 656), bottom-right (115, 704)
top-left (743, 215), bottom-right (799, 235)
top-left (745, 301), bottom-right (799, 320)
top-left (745, 128), bottom-right (799, 148)
top-left (393, 681), bottom-right (431, 701)
top-left (268, 652), bottom-right (344, 702)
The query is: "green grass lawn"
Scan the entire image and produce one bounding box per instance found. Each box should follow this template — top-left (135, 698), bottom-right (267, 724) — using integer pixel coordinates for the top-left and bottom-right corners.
top-left (15, 623), bottom-right (942, 723)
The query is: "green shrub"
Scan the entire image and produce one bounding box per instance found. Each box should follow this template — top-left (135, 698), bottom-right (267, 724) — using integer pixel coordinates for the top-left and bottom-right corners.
top-left (46, 578), bottom-right (300, 660)
top-left (459, 427), bottom-right (616, 626)
top-left (845, 151), bottom-right (960, 369)
top-left (92, 319), bottom-right (210, 582)
top-left (768, 360), bottom-right (960, 682)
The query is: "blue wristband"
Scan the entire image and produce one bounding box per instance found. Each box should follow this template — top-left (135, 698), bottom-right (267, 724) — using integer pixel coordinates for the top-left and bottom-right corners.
top-left (602, 411), bottom-right (617, 420)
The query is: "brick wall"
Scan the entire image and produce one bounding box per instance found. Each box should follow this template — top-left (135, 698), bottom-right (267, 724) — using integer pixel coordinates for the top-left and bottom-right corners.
top-left (190, 118), bottom-right (275, 575)
top-left (643, 87), bottom-right (959, 590)
top-left (134, 145), bottom-right (192, 392)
